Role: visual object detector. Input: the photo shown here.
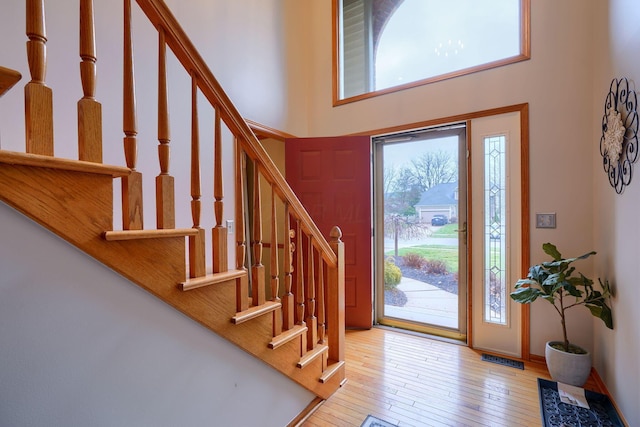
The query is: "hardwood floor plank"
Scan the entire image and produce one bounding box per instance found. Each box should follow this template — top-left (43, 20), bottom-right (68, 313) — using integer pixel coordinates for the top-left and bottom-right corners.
top-left (303, 328), bottom-right (603, 427)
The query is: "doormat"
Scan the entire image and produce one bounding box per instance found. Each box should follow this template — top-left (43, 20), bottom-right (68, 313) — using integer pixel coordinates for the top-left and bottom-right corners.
top-left (360, 414), bottom-right (398, 427)
top-left (538, 378), bottom-right (624, 427)
top-left (481, 353), bottom-right (524, 370)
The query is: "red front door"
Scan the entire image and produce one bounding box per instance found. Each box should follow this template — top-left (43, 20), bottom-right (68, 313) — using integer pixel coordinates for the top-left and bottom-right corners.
top-left (285, 136), bottom-right (372, 329)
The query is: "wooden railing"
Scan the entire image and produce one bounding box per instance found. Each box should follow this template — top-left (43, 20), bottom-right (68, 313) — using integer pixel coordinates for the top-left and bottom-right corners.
top-left (14, 0), bottom-right (345, 375)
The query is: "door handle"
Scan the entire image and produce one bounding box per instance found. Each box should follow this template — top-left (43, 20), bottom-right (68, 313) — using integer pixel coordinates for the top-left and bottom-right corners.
top-left (455, 222), bottom-right (467, 234)
top-left (455, 222), bottom-right (467, 244)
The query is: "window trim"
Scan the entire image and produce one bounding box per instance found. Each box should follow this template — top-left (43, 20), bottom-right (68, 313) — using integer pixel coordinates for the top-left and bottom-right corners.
top-left (332, 0), bottom-right (531, 106)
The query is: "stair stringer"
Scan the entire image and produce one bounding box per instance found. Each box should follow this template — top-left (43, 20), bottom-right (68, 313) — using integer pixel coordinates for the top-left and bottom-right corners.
top-left (0, 161), bottom-right (344, 399)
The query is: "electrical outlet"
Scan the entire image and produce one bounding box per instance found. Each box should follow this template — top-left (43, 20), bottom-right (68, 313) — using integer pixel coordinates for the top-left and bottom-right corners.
top-left (226, 219), bottom-right (234, 234)
top-left (536, 213), bottom-right (556, 229)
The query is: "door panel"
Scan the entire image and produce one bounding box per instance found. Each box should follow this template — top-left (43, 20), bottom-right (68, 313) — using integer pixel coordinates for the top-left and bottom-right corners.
top-left (373, 126), bottom-right (467, 340)
top-left (285, 136), bottom-right (372, 329)
top-left (470, 112), bottom-right (522, 357)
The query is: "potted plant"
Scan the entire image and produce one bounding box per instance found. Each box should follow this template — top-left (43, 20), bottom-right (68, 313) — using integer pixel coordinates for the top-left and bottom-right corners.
top-left (510, 242), bottom-right (613, 386)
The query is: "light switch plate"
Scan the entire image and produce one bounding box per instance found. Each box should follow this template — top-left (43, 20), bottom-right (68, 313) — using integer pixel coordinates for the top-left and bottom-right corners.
top-left (226, 219), bottom-right (234, 234)
top-left (536, 213), bottom-right (556, 229)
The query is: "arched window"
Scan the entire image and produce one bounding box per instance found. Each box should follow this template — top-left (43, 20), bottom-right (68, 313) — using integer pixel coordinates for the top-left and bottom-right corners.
top-left (335, 0), bottom-right (530, 104)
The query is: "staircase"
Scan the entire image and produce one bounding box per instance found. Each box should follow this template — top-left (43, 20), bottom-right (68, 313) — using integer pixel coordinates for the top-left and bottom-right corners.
top-left (0, 0), bottom-right (345, 400)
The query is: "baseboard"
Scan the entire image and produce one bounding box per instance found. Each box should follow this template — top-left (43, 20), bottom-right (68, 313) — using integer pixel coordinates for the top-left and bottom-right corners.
top-left (288, 396), bottom-right (324, 427)
top-left (591, 368), bottom-right (629, 426)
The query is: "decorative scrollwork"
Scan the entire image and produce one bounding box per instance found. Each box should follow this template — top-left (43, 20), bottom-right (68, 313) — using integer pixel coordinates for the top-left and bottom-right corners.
top-left (600, 78), bottom-right (639, 194)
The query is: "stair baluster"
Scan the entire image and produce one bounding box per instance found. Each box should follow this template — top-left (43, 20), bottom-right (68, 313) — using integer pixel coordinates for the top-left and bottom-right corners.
top-left (317, 255), bottom-right (326, 345)
top-left (235, 142), bottom-right (249, 312)
top-left (282, 203), bottom-right (295, 330)
top-left (155, 29), bottom-right (175, 229)
top-left (78, 0), bottom-right (102, 163)
top-left (188, 73), bottom-right (206, 277)
top-left (296, 219), bottom-right (307, 355)
top-left (251, 165), bottom-right (266, 306)
top-left (270, 185), bottom-right (282, 337)
top-left (25, 0), bottom-right (53, 156)
top-left (212, 108), bottom-right (228, 272)
top-left (306, 235), bottom-right (318, 350)
top-left (122, 0), bottom-right (143, 230)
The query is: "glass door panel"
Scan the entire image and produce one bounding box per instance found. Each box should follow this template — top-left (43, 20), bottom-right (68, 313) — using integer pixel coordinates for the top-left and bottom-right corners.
top-left (374, 125), bottom-right (467, 340)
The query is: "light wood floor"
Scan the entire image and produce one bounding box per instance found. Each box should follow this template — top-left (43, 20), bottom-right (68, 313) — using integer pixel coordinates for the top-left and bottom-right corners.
top-left (302, 327), bottom-right (602, 427)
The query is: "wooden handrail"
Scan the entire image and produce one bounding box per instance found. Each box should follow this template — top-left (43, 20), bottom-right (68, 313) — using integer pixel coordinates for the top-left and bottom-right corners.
top-left (134, 0), bottom-right (337, 266)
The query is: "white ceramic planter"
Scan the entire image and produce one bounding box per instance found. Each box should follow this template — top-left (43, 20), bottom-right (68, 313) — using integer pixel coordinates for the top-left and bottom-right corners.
top-left (545, 341), bottom-right (591, 386)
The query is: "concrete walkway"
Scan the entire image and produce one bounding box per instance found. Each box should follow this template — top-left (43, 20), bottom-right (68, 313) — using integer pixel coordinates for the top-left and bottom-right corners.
top-left (384, 276), bottom-right (459, 329)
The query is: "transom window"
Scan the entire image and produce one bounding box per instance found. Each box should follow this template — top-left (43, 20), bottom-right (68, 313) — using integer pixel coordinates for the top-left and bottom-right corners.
top-left (335, 0), bottom-right (530, 104)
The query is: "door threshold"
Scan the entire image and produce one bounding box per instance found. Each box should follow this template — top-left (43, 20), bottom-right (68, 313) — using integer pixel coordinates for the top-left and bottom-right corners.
top-left (374, 324), bottom-right (467, 346)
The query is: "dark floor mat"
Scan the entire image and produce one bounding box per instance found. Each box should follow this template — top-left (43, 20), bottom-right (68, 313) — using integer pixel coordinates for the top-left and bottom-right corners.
top-left (481, 353), bottom-right (524, 369)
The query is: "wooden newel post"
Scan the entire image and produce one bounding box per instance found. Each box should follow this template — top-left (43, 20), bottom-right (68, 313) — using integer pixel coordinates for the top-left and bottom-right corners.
top-left (25, 0), bottom-right (54, 156)
top-left (328, 226), bottom-right (345, 363)
top-left (78, 0), bottom-right (102, 163)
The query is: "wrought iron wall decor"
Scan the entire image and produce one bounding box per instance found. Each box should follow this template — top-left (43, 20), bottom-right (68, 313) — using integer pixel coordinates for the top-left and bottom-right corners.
top-left (600, 78), bottom-right (639, 194)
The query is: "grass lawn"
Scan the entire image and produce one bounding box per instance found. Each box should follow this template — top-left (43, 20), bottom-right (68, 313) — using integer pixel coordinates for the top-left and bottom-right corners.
top-left (386, 245), bottom-right (459, 273)
top-left (432, 223), bottom-right (458, 238)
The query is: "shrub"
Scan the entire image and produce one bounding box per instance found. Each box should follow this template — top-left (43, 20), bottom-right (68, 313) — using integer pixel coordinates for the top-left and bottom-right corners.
top-left (402, 252), bottom-right (427, 269)
top-left (384, 257), bottom-right (402, 290)
top-left (424, 259), bottom-right (448, 275)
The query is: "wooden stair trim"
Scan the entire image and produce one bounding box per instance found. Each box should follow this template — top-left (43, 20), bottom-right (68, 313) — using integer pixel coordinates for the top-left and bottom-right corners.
top-left (319, 361), bottom-right (345, 384)
top-left (245, 119), bottom-right (296, 141)
top-left (136, 0), bottom-right (336, 266)
top-left (0, 66), bottom-right (21, 98)
top-left (297, 344), bottom-right (328, 369)
top-left (180, 269), bottom-right (246, 291)
top-left (231, 301), bottom-right (281, 325)
top-left (103, 228), bottom-right (199, 241)
top-left (0, 163), bottom-right (344, 398)
top-left (269, 324), bottom-right (308, 350)
top-left (0, 150), bottom-right (130, 177)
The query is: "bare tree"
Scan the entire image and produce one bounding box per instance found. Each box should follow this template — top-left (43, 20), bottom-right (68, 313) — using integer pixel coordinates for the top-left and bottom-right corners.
top-left (409, 150), bottom-right (457, 191)
top-left (384, 166), bottom-right (430, 257)
top-left (384, 213), bottom-right (431, 257)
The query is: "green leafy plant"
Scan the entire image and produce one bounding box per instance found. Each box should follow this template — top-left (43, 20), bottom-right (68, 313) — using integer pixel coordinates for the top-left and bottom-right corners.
top-left (510, 243), bottom-right (613, 353)
top-left (384, 257), bottom-right (402, 290)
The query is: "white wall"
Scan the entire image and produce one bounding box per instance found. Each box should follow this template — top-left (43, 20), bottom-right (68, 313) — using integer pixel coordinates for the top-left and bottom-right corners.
top-left (300, 0), bottom-right (596, 354)
top-left (592, 0), bottom-right (640, 425)
top-left (0, 0), bottom-right (315, 425)
top-left (0, 203), bottom-right (313, 427)
top-left (292, 0), bottom-right (638, 423)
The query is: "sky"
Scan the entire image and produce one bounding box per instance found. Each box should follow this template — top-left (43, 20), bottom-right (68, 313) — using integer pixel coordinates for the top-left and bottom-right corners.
top-left (375, 0), bottom-right (521, 90)
top-left (382, 135), bottom-right (459, 170)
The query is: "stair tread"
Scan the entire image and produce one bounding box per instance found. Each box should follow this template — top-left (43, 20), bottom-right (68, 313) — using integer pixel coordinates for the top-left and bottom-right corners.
top-left (269, 324), bottom-right (308, 350)
top-left (319, 361), bottom-right (345, 384)
top-left (297, 344), bottom-right (328, 368)
top-left (0, 66), bottom-right (21, 98)
top-left (180, 269), bottom-right (247, 291)
top-left (104, 228), bottom-right (199, 241)
top-left (0, 150), bottom-right (130, 177)
top-left (231, 301), bottom-right (281, 325)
